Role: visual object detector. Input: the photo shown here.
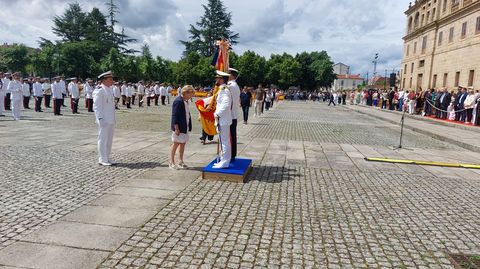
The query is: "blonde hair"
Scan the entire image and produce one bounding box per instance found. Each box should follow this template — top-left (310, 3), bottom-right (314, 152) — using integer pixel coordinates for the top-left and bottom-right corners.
top-left (181, 85), bottom-right (194, 95)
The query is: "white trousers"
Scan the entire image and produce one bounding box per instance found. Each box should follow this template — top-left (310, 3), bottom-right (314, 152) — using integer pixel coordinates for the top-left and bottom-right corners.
top-left (11, 98), bottom-right (21, 120)
top-left (97, 123), bottom-right (115, 163)
top-left (216, 124), bottom-right (231, 168)
top-left (0, 92), bottom-right (4, 115)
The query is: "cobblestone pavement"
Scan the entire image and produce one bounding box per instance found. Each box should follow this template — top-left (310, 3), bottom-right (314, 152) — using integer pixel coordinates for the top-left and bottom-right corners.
top-left (2, 100), bottom-right (480, 268)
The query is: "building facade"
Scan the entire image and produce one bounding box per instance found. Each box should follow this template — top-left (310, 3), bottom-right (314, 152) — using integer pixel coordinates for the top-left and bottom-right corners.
top-left (333, 63), bottom-right (350, 75)
top-left (401, 0), bottom-right (480, 90)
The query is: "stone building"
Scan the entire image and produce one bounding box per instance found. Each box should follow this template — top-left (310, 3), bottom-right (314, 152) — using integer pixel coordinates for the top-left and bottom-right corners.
top-left (401, 0), bottom-right (480, 90)
top-left (333, 63), bottom-right (350, 75)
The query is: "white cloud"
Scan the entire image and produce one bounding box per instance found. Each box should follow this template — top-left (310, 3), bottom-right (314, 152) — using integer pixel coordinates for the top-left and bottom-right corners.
top-left (0, 0), bottom-right (412, 75)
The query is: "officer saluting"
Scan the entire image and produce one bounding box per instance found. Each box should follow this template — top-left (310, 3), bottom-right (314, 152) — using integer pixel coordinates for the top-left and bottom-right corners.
top-left (213, 70), bottom-right (233, 169)
top-left (93, 71), bottom-right (116, 166)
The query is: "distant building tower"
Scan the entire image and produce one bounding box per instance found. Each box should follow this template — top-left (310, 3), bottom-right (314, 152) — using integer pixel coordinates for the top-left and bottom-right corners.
top-left (332, 63), bottom-right (363, 91)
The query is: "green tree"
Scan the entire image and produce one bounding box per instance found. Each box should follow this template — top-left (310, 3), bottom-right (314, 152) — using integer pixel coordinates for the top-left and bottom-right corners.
top-left (100, 47), bottom-right (126, 79)
top-left (154, 56), bottom-right (174, 83)
top-left (52, 3), bottom-right (88, 42)
top-left (31, 42), bottom-right (56, 77)
top-left (139, 44), bottom-right (155, 81)
top-left (1, 44), bottom-right (30, 73)
top-left (235, 50), bottom-right (266, 87)
top-left (181, 0), bottom-right (239, 57)
top-left (309, 51), bottom-right (336, 88)
top-left (85, 7), bottom-right (111, 56)
top-left (58, 41), bottom-right (98, 78)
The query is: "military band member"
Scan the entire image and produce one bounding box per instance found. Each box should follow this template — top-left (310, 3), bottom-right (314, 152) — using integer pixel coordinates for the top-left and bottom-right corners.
top-left (160, 83), bottom-right (167, 105)
top-left (8, 73), bottom-right (22, 121)
top-left (0, 72), bottom-right (5, 117)
top-left (42, 78), bottom-right (52, 108)
top-left (137, 81), bottom-right (145, 107)
top-left (68, 78), bottom-right (80, 114)
top-left (146, 84), bottom-right (154, 106)
top-left (22, 78), bottom-right (31, 109)
top-left (213, 70), bottom-right (233, 169)
top-left (121, 82), bottom-right (127, 106)
top-left (3, 72), bottom-right (12, 111)
top-left (154, 82), bottom-right (160, 106)
top-left (113, 82), bottom-right (121, 109)
top-left (84, 78), bottom-right (94, 112)
top-left (125, 83), bottom-right (132, 109)
top-left (32, 77), bottom-right (43, 112)
top-left (59, 76), bottom-right (67, 107)
top-left (228, 68), bottom-right (240, 162)
top-left (52, 76), bottom-right (63, 115)
top-left (131, 83), bottom-right (137, 105)
top-left (93, 71), bottom-right (116, 166)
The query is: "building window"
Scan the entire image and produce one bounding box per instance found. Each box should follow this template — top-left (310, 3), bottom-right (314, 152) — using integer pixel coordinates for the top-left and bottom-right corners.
top-left (455, 72), bottom-right (460, 87)
top-left (414, 42), bottom-right (417, 54)
top-left (468, 70), bottom-right (475, 87)
top-left (432, 8), bottom-right (436, 20)
top-left (422, 36), bottom-right (427, 53)
top-left (452, 0), bottom-right (459, 5)
top-left (404, 64), bottom-right (407, 74)
top-left (443, 0), bottom-right (447, 12)
top-left (419, 60), bottom-right (425, 67)
top-left (427, 11), bottom-right (430, 22)
top-left (411, 63), bottom-right (415, 73)
top-left (409, 78), bottom-right (413, 88)
top-left (407, 45), bottom-right (410, 56)
top-left (433, 74), bottom-right (438, 88)
top-left (443, 73), bottom-right (448, 87)
top-left (461, 22), bottom-right (467, 39)
top-left (438, 31), bottom-right (443, 45)
top-left (449, 27), bottom-right (454, 42)
top-left (476, 17), bottom-right (480, 34)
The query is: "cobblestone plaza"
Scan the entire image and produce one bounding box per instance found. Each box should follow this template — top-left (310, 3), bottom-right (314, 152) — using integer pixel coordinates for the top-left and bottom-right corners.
top-left (1, 101), bottom-right (480, 268)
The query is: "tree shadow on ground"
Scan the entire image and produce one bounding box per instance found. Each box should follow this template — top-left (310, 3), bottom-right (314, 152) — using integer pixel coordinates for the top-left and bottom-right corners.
top-left (246, 166), bottom-right (301, 183)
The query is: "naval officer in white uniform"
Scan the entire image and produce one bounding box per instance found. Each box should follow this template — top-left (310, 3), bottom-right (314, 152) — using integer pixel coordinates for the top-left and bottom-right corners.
top-left (93, 71), bottom-right (116, 166)
top-left (213, 70), bottom-right (233, 169)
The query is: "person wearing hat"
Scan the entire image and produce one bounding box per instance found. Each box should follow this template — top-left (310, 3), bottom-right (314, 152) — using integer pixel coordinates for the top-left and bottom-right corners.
top-left (125, 83), bottom-right (132, 109)
top-left (213, 70), bottom-right (233, 169)
top-left (59, 76), bottom-right (67, 107)
top-left (3, 72), bottom-right (12, 111)
top-left (120, 82), bottom-right (127, 106)
top-left (113, 82), bottom-right (121, 109)
top-left (42, 78), bottom-right (52, 108)
top-left (68, 77), bottom-right (80, 114)
top-left (21, 78), bottom-right (31, 109)
top-left (51, 76), bottom-right (64, 115)
top-left (137, 81), bottom-right (145, 107)
top-left (8, 73), bottom-right (23, 120)
top-left (84, 79), bottom-right (94, 112)
top-left (0, 72), bottom-right (5, 117)
top-left (32, 77), bottom-right (44, 112)
top-left (154, 82), bottom-right (161, 106)
top-left (93, 71), bottom-right (116, 166)
top-left (228, 68), bottom-right (241, 162)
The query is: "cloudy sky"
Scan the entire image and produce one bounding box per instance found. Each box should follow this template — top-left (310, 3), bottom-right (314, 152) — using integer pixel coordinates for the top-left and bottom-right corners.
top-left (0, 0), bottom-right (411, 76)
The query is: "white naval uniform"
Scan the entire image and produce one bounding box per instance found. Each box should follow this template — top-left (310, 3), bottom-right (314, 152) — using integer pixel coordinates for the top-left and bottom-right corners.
top-left (8, 80), bottom-right (22, 120)
top-left (33, 82), bottom-right (43, 97)
top-left (113, 85), bottom-right (121, 99)
top-left (0, 77), bottom-right (6, 115)
top-left (93, 84), bottom-right (116, 164)
top-left (213, 84), bottom-right (233, 168)
top-left (227, 80), bottom-right (240, 120)
top-left (68, 82), bottom-right (79, 99)
top-left (84, 83), bottom-right (94, 99)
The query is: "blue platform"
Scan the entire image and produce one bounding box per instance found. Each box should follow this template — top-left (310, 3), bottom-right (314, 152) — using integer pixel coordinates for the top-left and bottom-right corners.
top-left (203, 157), bottom-right (253, 175)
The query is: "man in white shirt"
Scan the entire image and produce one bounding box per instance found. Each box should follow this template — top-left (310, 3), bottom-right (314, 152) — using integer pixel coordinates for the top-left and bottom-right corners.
top-left (3, 72), bottom-right (12, 111)
top-left (32, 77), bottom-right (44, 112)
top-left (68, 77), bottom-right (80, 114)
top-left (42, 78), bottom-right (51, 108)
top-left (213, 70), bottom-right (233, 169)
top-left (120, 82), bottom-right (127, 106)
top-left (160, 83), bottom-right (167, 105)
top-left (84, 78), bottom-right (94, 112)
top-left (51, 76), bottom-right (64, 115)
top-left (59, 76), bottom-right (67, 107)
top-left (154, 82), bottom-right (161, 106)
top-left (22, 79), bottom-right (31, 109)
top-left (0, 72), bottom-right (5, 117)
top-left (125, 83), bottom-right (133, 109)
top-left (137, 81), bottom-right (145, 107)
top-left (113, 82), bottom-right (121, 109)
top-left (228, 68), bottom-right (241, 162)
top-left (93, 71), bottom-right (116, 166)
top-left (8, 73), bottom-right (23, 120)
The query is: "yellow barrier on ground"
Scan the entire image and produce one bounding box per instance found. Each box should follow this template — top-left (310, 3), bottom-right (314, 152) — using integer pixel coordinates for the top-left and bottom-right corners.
top-left (365, 157), bottom-right (480, 169)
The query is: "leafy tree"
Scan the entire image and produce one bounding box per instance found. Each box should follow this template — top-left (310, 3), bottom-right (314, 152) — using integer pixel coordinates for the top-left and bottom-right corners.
top-left (139, 44), bottom-right (155, 81)
top-left (181, 0), bottom-right (239, 57)
top-left (122, 55), bottom-right (140, 82)
top-left (309, 51), bottom-right (336, 88)
top-left (85, 7), bottom-right (111, 54)
top-left (278, 56), bottom-right (301, 89)
top-left (154, 56), bottom-right (174, 83)
top-left (31, 42), bottom-right (56, 77)
top-left (235, 50), bottom-right (266, 87)
top-left (58, 41), bottom-right (98, 78)
top-left (52, 3), bottom-right (88, 42)
top-left (100, 47), bottom-right (125, 79)
top-left (1, 44), bottom-right (30, 73)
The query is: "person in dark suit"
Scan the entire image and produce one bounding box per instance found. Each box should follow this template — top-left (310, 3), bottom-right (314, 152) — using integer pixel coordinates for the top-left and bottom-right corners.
top-left (440, 88), bottom-right (451, 119)
top-left (455, 87), bottom-right (468, 121)
top-left (388, 87), bottom-right (395, 110)
top-left (170, 85), bottom-right (194, 170)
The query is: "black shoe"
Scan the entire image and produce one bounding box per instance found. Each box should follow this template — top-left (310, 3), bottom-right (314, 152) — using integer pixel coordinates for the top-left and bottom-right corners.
top-left (58, 113), bottom-right (63, 116)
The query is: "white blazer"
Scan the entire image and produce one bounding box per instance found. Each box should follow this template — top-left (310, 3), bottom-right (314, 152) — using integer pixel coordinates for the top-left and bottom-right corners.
top-left (214, 85), bottom-right (233, 126)
top-left (93, 84), bottom-right (116, 125)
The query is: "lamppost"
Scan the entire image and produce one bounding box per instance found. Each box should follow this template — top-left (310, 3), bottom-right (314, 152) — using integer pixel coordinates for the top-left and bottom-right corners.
top-left (372, 53), bottom-right (379, 78)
